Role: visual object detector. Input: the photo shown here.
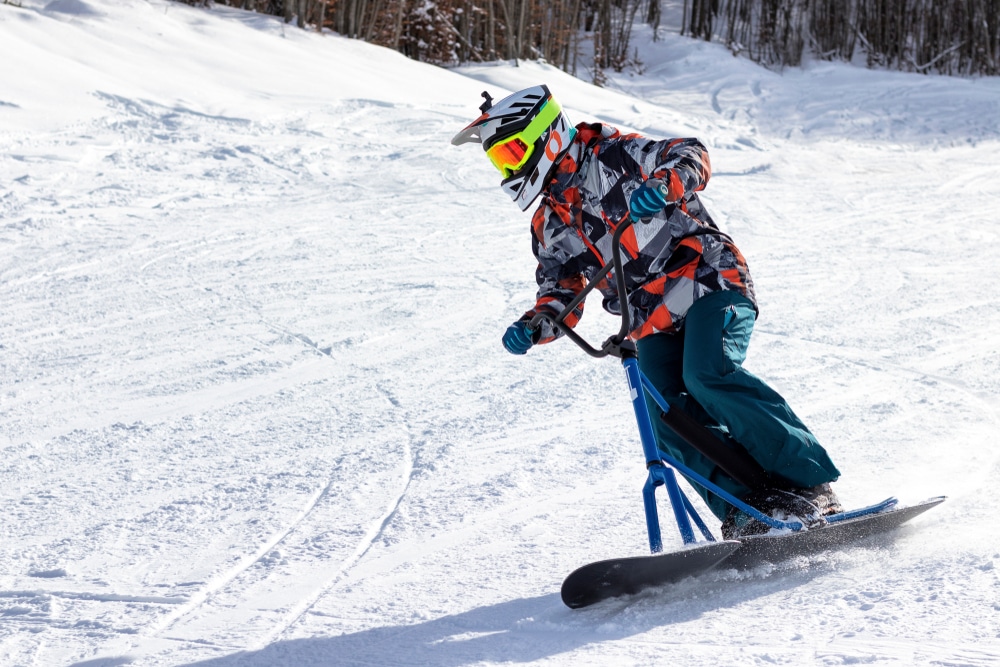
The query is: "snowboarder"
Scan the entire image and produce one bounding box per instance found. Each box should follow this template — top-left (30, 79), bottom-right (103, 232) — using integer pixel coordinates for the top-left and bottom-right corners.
top-left (451, 84), bottom-right (843, 538)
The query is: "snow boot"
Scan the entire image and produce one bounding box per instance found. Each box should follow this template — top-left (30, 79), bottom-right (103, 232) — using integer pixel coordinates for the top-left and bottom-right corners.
top-left (795, 482), bottom-right (842, 516)
top-left (720, 483), bottom-right (840, 539)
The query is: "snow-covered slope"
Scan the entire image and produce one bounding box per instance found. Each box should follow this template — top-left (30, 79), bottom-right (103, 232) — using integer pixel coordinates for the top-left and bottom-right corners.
top-left (1, 2), bottom-right (998, 665)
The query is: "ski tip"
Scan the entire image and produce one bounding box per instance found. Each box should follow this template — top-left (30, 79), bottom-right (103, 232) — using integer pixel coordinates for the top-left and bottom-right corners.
top-left (561, 541), bottom-right (740, 609)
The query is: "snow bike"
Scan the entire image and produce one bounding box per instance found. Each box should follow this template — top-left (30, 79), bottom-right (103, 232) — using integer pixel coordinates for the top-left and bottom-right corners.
top-left (527, 218), bottom-right (945, 609)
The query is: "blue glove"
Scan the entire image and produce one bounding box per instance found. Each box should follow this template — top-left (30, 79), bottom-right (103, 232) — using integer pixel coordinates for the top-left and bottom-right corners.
top-left (502, 320), bottom-right (537, 355)
top-left (629, 178), bottom-right (671, 221)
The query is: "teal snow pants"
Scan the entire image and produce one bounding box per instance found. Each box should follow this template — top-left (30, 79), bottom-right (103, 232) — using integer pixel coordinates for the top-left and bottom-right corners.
top-left (635, 290), bottom-right (841, 520)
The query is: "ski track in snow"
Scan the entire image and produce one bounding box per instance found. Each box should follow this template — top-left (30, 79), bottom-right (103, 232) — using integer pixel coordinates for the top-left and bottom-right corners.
top-left (2, 2), bottom-right (1000, 666)
top-left (150, 477), bottom-right (339, 636)
top-left (144, 426), bottom-right (415, 656)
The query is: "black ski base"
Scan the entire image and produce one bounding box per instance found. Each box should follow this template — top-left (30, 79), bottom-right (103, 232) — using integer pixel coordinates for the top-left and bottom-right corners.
top-left (560, 540), bottom-right (740, 609)
top-left (561, 496), bottom-right (944, 609)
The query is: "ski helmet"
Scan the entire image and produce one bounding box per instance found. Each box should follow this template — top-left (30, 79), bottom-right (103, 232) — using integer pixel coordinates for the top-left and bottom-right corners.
top-left (452, 84), bottom-right (576, 211)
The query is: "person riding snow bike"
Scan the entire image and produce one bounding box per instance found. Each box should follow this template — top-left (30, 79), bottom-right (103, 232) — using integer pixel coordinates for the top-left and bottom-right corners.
top-left (451, 84), bottom-right (842, 538)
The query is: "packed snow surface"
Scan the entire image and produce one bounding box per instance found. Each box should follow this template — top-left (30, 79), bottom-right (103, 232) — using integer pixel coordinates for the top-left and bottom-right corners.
top-left (1, 1), bottom-right (999, 665)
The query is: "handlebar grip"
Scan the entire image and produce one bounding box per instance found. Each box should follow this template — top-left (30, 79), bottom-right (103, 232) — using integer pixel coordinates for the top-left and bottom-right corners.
top-left (523, 218), bottom-right (637, 359)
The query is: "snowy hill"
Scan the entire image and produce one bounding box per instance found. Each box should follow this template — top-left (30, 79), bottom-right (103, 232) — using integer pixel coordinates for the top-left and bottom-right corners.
top-left (1, 1), bottom-right (999, 665)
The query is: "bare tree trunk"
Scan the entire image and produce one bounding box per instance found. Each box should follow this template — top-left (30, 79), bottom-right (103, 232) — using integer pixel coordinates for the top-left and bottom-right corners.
top-left (317, 0), bottom-right (327, 32)
top-left (486, 0), bottom-right (496, 60)
top-left (496, 0), bottom-right (517, 62)
top-left (362, 0), bottom-right (385, 41)
top-left (517, 0), bottom-right (529, 61)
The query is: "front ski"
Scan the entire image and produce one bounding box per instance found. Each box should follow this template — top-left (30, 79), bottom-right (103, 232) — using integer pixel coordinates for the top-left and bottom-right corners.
top-left (720, 496), bottom-right (946, 570)
top-left (561, 540), bottom-right (740, 609)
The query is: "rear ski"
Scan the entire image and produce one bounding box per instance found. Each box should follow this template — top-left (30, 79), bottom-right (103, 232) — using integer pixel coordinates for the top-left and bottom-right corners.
top-left (721, 495), bottom-right (945, 570)
top-left (561, 497), bottom-right (944, 608)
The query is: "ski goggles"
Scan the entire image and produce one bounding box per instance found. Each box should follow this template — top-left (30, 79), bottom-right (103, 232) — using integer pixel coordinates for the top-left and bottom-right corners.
top-left (485, 97), bottom-right (562, 177)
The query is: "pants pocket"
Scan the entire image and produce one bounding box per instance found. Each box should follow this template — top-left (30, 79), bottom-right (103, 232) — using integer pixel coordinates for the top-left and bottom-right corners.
top-left (721, 304), bottom-right (752, 372)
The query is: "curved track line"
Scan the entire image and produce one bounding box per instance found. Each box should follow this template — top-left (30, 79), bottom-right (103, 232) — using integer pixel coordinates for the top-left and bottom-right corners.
top-left (254, 419), bottom-right (415, 648)
top-left (148, 478), bottom-right (335, 638)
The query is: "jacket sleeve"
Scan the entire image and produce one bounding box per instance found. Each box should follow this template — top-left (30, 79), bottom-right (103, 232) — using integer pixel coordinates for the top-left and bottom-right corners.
top-left (640, 137), bottom-right (712, 202)
top-left (522, 201), bottom-right (591, 344)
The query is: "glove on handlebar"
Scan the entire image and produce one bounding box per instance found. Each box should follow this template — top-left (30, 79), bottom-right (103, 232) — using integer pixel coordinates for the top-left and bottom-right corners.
top-left (628, 178), bottom-right (671, 221)
top-left (502, 320), bottom-right (538, 355)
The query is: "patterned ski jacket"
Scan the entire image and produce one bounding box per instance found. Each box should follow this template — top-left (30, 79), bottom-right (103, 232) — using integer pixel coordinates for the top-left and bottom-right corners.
top-left (525, 123), bottom-right (756, 344)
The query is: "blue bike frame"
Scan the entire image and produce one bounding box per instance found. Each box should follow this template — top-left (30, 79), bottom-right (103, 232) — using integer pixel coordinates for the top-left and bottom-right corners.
top-left (529, 217), bottom-right (810, 552)
top-left (624, 356), bottom-right (803, 550)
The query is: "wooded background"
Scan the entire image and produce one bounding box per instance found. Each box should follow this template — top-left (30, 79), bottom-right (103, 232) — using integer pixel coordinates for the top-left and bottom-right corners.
top-left (198, 0), bottom-right (1000, 78)
top-left (684, 0), bottom-right (1000, 75)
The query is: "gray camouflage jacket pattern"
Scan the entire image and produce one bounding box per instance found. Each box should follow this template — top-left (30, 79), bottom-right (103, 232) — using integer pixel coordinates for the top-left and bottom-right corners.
top-left (525, 122), bottom-right (757, 343)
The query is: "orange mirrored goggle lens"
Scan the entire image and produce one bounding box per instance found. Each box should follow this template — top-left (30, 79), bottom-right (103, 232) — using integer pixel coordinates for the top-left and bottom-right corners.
top-left (486, 137), bottom-right (531, 176)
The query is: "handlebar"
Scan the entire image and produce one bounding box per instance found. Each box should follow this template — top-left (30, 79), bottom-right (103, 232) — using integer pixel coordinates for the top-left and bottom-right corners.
top-left (528, 217), bottom-right (638, 359)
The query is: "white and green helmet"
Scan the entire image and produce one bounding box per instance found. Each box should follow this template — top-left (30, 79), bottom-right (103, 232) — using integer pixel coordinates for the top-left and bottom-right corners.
top-left (452, 84), bottom-right (576, 210)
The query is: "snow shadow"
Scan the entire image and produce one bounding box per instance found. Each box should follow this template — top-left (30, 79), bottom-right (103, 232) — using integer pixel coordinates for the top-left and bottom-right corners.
top-left (167, 567), bottom-right (827, 667)
top-left (171, 594), bottom-right (614, 666)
